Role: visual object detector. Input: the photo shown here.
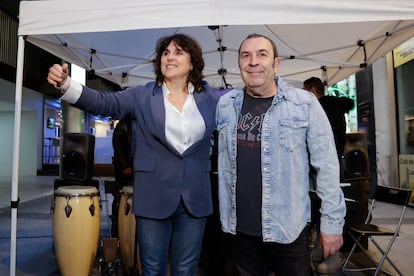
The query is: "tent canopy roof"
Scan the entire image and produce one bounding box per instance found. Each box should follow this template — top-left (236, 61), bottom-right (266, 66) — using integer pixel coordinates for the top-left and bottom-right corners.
top-left (18, 0), bottom-right (414, 88)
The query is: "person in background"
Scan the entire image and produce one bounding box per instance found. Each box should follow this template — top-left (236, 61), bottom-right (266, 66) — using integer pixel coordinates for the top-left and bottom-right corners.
top-left (216, 33), bottom-right (346, 275)
top-left (47, 34), bottom-right (218, 276)
top-left (303, 77), bottom-right (354, 160)
top-left (303, 76), bottom-right (354, 273)
top-left (111, 118), bottom-right (133, 238)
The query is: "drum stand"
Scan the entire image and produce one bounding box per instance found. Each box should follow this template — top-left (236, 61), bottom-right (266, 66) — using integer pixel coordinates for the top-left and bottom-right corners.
top-left (99, 238), bottom-right (121, 276)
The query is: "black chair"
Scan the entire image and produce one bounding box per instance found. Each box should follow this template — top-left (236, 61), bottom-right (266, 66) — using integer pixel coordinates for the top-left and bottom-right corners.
top-left (342, 185), bottom-right (412, 276)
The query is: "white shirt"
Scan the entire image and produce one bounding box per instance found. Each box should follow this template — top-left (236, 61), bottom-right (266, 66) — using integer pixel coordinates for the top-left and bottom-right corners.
top-left (162, 82), bottom-right (205, 154)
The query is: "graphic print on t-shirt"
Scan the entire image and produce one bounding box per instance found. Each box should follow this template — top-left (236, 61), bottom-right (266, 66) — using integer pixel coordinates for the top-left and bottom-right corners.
top-left (236, 94), bottom-right (273, 236)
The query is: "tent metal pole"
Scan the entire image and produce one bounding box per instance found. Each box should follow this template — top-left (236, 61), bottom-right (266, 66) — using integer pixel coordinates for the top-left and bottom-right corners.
top-left (10, 35), bottom-right (25, 276)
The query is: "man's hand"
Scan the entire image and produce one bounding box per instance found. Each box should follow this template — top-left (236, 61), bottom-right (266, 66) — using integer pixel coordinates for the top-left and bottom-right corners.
top-left (320, 232), bottom-right (343, 258)
top-left (47, 63), bottom-right (69, 89)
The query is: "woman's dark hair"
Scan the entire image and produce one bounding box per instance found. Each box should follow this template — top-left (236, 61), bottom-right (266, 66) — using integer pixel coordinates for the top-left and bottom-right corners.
top-left (153, 34), bottom-right (204, 91)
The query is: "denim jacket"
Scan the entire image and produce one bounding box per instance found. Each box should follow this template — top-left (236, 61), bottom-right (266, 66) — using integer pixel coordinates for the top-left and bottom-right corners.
top-left (216, 77), bottom-right (346, 243)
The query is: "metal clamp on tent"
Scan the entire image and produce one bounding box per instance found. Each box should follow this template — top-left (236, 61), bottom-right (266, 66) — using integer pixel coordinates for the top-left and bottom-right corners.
top-left (10, 199), bottom-right (20, 209)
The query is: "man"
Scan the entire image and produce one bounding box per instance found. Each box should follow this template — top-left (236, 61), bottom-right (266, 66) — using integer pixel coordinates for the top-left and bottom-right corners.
top-left (303, 77), bottom-right (354, 159)
top-left (111, 118), bottom-right (133, 237)
top-left (216, 33), bottom-right (346, 275)
top-left (303, 77), bottom-right (354, 273)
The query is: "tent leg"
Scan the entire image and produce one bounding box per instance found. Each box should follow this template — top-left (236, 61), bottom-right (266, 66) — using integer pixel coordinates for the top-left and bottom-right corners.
top-left (10, 35), bottom-right (25, 276)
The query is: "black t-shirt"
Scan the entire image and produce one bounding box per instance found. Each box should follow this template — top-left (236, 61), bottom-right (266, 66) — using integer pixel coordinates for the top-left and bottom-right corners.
top-left (236, 94), bottom-right (273, 236)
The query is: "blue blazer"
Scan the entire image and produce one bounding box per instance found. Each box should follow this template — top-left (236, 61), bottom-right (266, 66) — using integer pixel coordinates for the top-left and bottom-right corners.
top-left (74, 81), bottom-right (218, 219)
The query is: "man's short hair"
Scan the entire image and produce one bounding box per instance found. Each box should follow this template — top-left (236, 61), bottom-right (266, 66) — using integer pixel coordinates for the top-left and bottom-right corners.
top-left (238, 33), bottom-right (279, 59)
top-left (303, 77), bottom-right (324, 96)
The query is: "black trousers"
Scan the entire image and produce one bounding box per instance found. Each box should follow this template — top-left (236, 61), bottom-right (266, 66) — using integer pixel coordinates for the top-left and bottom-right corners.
top-left (232, 227), bottom-right (311, 276)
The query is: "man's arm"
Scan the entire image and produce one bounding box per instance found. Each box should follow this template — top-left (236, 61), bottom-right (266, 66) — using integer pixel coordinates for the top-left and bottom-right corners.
top-left (307, 94), bottom-right (347, 258)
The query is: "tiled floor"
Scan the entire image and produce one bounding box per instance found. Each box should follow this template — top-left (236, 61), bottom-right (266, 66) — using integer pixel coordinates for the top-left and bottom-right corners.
top-left (0, 176), bottom-right (413, 275)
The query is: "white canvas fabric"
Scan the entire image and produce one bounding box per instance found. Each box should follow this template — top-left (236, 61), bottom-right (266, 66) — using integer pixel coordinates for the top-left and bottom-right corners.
top-left (18, 0), bottom-right (414, 87)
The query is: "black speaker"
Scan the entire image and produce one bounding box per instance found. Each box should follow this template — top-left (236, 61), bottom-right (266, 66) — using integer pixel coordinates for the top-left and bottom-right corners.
top-left (61, 133), bottom-right (95, 181)
top-left (341, 132), bottom-right (370, 181)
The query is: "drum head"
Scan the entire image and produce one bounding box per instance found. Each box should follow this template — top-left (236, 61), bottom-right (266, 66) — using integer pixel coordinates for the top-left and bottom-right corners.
top-left (55, 185), bottom-right (99, 196)
top-left (121, 185), bottom-right (133, 194)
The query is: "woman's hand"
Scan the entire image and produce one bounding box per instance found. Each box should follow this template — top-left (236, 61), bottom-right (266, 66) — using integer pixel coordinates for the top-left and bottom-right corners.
top-left (47, 63), bottom-right (69, 89)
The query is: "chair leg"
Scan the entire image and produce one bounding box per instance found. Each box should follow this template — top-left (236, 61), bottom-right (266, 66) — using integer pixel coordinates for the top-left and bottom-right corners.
top-left (343, 232), bottom-right (400, 276)
top-left (342, 235), bottom-right (358, 270)
top-left (342, 231), bottom-right (379, 273)
top-left (370, 238), bottom-right (403, 276)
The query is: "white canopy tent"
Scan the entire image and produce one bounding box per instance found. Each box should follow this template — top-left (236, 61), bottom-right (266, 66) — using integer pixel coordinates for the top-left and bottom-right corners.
top-left (18, 0), bottom-right (414, 88)
top-left (10, 0), bottom-right (414, 275)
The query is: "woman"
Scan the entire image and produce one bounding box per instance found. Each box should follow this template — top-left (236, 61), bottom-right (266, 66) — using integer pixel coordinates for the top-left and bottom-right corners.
top-left (47, 34), bottom-right (218, 276)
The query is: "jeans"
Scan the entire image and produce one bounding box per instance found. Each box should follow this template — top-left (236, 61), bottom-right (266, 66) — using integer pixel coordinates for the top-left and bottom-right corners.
top-left (232, 226), bottom-right (311, 276)
top-left (136, 200), bottom-right (207, 276)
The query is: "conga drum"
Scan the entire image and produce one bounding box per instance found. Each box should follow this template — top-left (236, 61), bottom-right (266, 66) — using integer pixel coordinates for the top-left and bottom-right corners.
top-left (52, 185), bottom-right (100, 276)
top-left (118, 185), bottom-right (141, 274)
